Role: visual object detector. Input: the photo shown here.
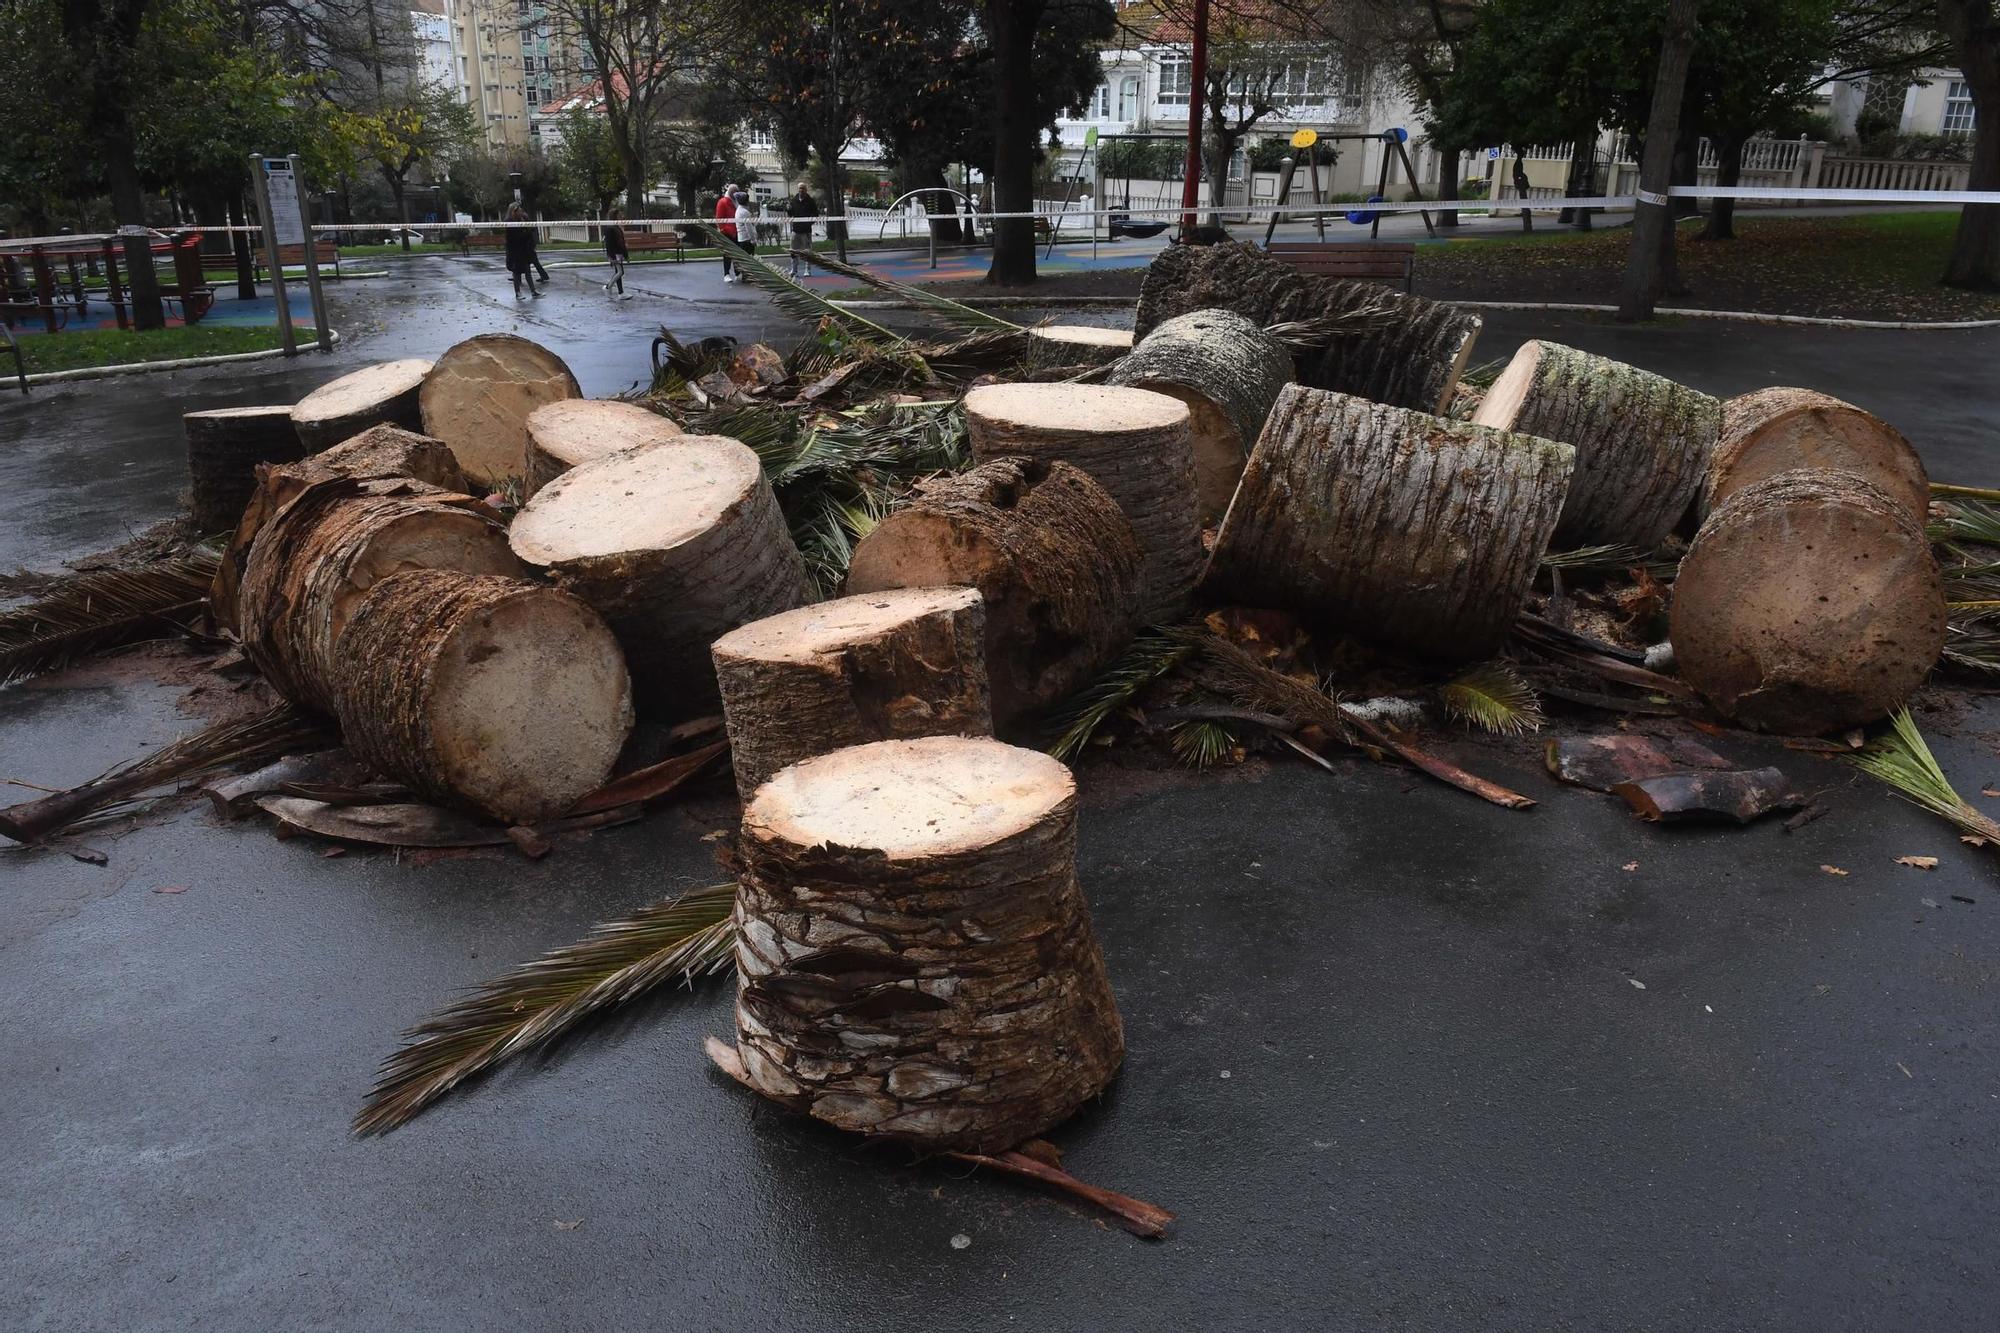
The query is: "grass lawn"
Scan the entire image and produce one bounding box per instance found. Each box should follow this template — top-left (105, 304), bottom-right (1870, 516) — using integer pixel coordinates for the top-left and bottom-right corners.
top-left (16, 324), bottom-right (315, 374)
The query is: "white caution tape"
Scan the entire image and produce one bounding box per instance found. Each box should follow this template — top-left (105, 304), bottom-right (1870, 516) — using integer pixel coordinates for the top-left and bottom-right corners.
top-left (1635, 189), bottom-right (1670, 207)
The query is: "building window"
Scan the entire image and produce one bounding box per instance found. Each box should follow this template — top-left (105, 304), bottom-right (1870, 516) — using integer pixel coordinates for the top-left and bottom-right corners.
top-left (1943, 79), bottom-right (1977, 135)
top-left (1090, 84), bottom-right (1111, 119)
top-left (1118, 75), bottom-right (1139, 121)
top-left (747, 126), bottom-right (776, 149)
top-left (1157, 55), bottom-right (1190, 106)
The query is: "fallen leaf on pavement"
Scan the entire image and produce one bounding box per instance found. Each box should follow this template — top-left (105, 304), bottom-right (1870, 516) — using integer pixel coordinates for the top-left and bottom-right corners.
top-left (153, 884), bottom-right (188, 894)
top-left (1820, 865), bottom-right (1849, 876)
top-left (1627, 977), bottom-right (1647, 990)
top-left (1896, 856), bottom-right (1939, 871)
top-left (1621, 861), bottom-right (1639, 872)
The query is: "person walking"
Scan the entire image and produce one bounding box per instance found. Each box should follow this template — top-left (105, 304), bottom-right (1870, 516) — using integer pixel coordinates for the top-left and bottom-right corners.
top-left (503, 204), bottom-right (540, 299)
top-left (733, 188), bottom-right (757, 273)
top-left (785, 181), bottom-right (818, 278)
top-left (602, 209), bottom-right (630, 299)
top-left (715, 184), bottom-right (739, 282)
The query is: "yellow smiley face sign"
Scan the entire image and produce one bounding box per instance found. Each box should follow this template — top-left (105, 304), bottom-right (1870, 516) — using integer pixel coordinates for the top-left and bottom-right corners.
top-left (1290, 129), bottom-right (1319, 150)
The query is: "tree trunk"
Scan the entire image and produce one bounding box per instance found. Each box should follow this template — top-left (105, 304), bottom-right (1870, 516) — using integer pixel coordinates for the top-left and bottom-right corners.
top-left (712, 586), bottom-right (993, 803)
top-left (1201, 385), bottom-right (1576, 662)
top-left (1706, 386), bottom-right (1929, 519)
top-left (1106, 308), bottom-right (1295, 522)
top-left (184, 406), bottom-right (305, 532)
top-left (1469, 339), bottom-right (1719, 548)
top-left (508, 437), bottom-right (810, 718)
top-left (524, 398), bottom-right (684, 496)
top-left (845, 457), bottom-right (1141, 721)
top-left (394, 178), bottom-right (412, 252)
top-left (238, 481), bottom-right (522, 712)
top-left (417, 334), bottom-right (582, 489)
top-left (815, 138), bottom-right (849, 262)
top-left (229, 194), bottom-right (256, 300)
top-left (1617, 0), bottom-right (1701, 322)
top-left (335, 570), bottom-right (633, 823)
top-left (107, 144), bottom-right (165, 332)
top-left (1938, 0), bottom-right (2000, 290)
top-left (290, 357), bottom-right (434, 452)
top-left (985, 0), bottom-right (1041, 285)
top-left (726, 734), bottom-right (1124, 1154)
top-left (1437, 141), bottom-right (1460, 229)
top-left (1702, 134), bottom-right (1744, 241)
top-left (965, 382), bottom-right (1203, 622)
top-left (1672, 469), bottom-right (1944, 735)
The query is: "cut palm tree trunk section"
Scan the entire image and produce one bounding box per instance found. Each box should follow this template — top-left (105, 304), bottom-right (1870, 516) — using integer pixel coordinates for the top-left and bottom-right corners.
top-left (1203, 386), bottom-right (1575, 662)
top-left (524, 398), bottom-right (684, 496)
top-left (238, 479), bottom-right (521, 712)
top-left (184, 406), bottom-right (304, 532)
top-left (1671, 468), bottom-right (1944, 735)
top-left (419, 334), bottom-right (582, 489)
top-left (845, 457), bottom-right (1141, 722)
top-left (332, 570), bottom-right (633, 824)
top-left (1470, 340), bottom-right (1719, 548)
top-left (1707, 387), bottom-right (1930, 519)
top-left (210, 425), bottom-right (472, 633)
top-left (509, 436), bottom-right (809, 719)
top-left (712, 586), bottom-right (993, 804)
top-left (1106, 309), bottom-right (1294, 522)
top-left (1026, 325), bottom-right (1133, 367)
top-left (1133, 240), bottom-right (1482, 414)
top-left (965, 383), bottom-right (1200, 622)
top-left (725, 735), bottom-right (1124, 1154)
top-left (289, 358), bottom-right (433, 452)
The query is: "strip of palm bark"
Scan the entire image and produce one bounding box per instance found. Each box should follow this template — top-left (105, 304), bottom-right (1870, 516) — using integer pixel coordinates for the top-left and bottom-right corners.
top-left (946, 1147), bottom-right (1174, 1239)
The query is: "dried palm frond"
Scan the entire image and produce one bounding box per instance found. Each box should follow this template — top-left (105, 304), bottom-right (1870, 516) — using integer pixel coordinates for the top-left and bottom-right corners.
top-left (1262, 295), bottom-right (1406, 353)
top-left (1848, 707), bottom-right (2000, 844)
top-left (0, 553), bottom-right (219, 684)
top-left (354, 883), bottom-right (738, 1135)
top-left (1943, 618), bottom-right (2000, 674)
top-left (1044, 630), bottom-right (1198, 761)
top-left (1455, 355), bottom-right (1508, 391)
top-left (704, 230), bottom-right (897, 344)
top-left (1539, 544), bottom-right (1679, 581)
top-left (914, 328), bottom-right (1035, 378)
top-left (804, 251), bottom-right (1024, 335)
top-left (1440, 661), bottom-right (1546, 735)
top-left (1170, 720), bottom-right (1238, 768)
top-left (0, 702), bottom-right (328, 845)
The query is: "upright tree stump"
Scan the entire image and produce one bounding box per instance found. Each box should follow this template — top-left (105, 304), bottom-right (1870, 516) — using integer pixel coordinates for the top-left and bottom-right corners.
top-left (727, 735), bottom-right (1124, 1154)
top-left (184, 406), bottom-right (304, 532)
top-left (335, 570), bottom-right (633, 824)
top-left (965, 382), bottom-right (1200, 621)
top-left (1026, 325), bottom-right (1134, 366)
top-left (239, 481), bottom-right (522, 712)
top-left (713, 587), bottom-right (993, 804)
top-left (1202, 386), bottom-right (1575, 662)
top-left (1107, 309), bottom-right (1294, 522)
top-left (1672, 469), bottom-right (1944, 735)
top-left (525, 398), bottom-right (685, 496)
top-left (289, 358), bottom-right (432, 452)
top-left (419, 334), bottom-right (583, 489)
top-left (845, 458), bottom-right (1141, 721)
top-left (1707, 387), bottom-right (1930, 518)
top-left (509, 436), bottom-right (809, 718)
top-left (1472, 339), bottom-right (1720, 548)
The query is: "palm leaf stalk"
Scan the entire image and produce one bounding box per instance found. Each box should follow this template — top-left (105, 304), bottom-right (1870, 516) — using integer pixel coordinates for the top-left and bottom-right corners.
top-left (802, 251), bottom-right (1025, 335)
top-left (0, 702), bottom-right (328, 845)
top-left (0, 553), bottom-right (220, 684)
top-left (1848, 707), bottom-right (2000, 844)
top-left (1539, 543), bottom-right (1679, 582)
top-left (1440, 661), bottom-right (1546, 735)
top-left (1931, 482), bottom-right (2000, 504)
top-left (703, 229), bottom-right (898, 344)
top-left (354, 883), bottom-right (739, 1135)
top-left (1044, 630), bottom-right (1199, 761)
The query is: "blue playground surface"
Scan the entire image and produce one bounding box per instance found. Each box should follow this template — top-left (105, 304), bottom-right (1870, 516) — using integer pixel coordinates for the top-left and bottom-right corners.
top-left (11, 287), bottom-right (317, 336)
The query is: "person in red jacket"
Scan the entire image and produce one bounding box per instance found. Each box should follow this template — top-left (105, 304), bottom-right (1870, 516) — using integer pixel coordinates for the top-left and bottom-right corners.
top-left (714, 183), bottom-right (740, 282)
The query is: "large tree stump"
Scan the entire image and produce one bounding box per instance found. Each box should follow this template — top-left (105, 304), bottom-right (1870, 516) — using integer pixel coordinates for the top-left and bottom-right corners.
top-left (1026, 325), bottom-right (1133, 366)
top-left (419, 334), bottom-right (583, 489)
top-left (844, 457), bottom-right (1140, 721)
top-left (1134, 240), bottom-right (1482, 413)
top-left (334, 570), bottom-right (632, 824)
top-left (508, 436), bottom-right (809, 718)
top-left (728, 735), bottom-right (1124, 1154)
top-left (713, 586), bottom-right (993, 804)
top-left (239, 480), bottom-right (521, 712)
top-left (965, 383), bottom-right (1199, 621)
top-left (525, 398), bottom-right (684, 496)
top-left (1471, 339), bottom-right (1720, 548)
top-left (184, 406), bottom-right (304, 532)
top-left (1107, 309), bottom-right (1294, 522)
top-left (1202, 385), bottom-right (1576, 661)
top-left (289, 358), bottom-right (432, 452)
top-left (1707, 387), bottom-right (1929, 518)
top-left (1671, 469), bottom-right (1944, 735)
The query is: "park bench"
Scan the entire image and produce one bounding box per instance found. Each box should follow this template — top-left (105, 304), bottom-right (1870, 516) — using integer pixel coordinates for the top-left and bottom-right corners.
top-left (0, 318), bottom-right (26, 392)
top-left (254, 243), bottom-right (343, 282)
top-left (1266, 241), bottom-right (1416, 293)
top-left (624, 230), bottom-right (684, 261)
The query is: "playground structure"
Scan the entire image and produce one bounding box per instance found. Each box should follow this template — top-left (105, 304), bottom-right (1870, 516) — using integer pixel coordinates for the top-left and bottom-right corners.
top-left (0, 231), bottom-right (216, 334)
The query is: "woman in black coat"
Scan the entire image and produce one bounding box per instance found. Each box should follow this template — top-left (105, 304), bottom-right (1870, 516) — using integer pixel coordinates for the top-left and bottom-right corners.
top-left (504, 204), bottom-right (540, 299)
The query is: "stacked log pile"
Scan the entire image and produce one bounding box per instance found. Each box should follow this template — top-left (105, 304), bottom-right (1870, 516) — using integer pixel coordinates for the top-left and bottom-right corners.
top-left (419, 334), bottom-right (583, 489)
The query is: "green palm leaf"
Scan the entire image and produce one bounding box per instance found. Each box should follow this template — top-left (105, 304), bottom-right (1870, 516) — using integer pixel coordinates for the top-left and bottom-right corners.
top-left (703, 229), bottom-right (897, 344)
top-left (805, 251), bottom-right (1025, 335)
top-left (1440, 661), bottom-right (1546, 735)
top-left (1848, 707), bottom-right (2000, 844)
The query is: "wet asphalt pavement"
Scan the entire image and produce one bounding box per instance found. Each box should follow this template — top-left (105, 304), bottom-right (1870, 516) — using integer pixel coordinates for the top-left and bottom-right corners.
top-left (4, 255), bottom-right (2000, 1331)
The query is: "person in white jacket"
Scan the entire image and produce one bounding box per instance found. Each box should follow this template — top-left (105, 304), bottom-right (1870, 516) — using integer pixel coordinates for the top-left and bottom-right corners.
top-left (732, 190), bottom-right (757, 275)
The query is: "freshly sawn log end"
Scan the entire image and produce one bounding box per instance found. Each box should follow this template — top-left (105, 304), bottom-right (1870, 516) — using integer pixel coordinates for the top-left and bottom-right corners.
top-left (183, 405), bottom-right (304, 532)
top-left (419, 334), bottom-right (582, 489)
top-left (1202, 385), bottom-right (1575, 661)
top-left (290, 358), bottom-right (432, 452)
top-left (1671, 468), bottom-right (1944, 735)
top-left (713, 586), bottom-right (993, 803)
top-left (1472, 339), bottom-right (1720, 548)
top-left (524, 398), bottom-right (685, 496)
top-left (844, 457), bottom-right (1141, 721)
top-left (1026, 324), bottom-right (1135, 366)
top-left (730, 735), bottom-right (1124, 1153)
top-left (1708, 386), bottom-right (1929, 519)
top-left (334, 570), bottom-right (633, 824)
